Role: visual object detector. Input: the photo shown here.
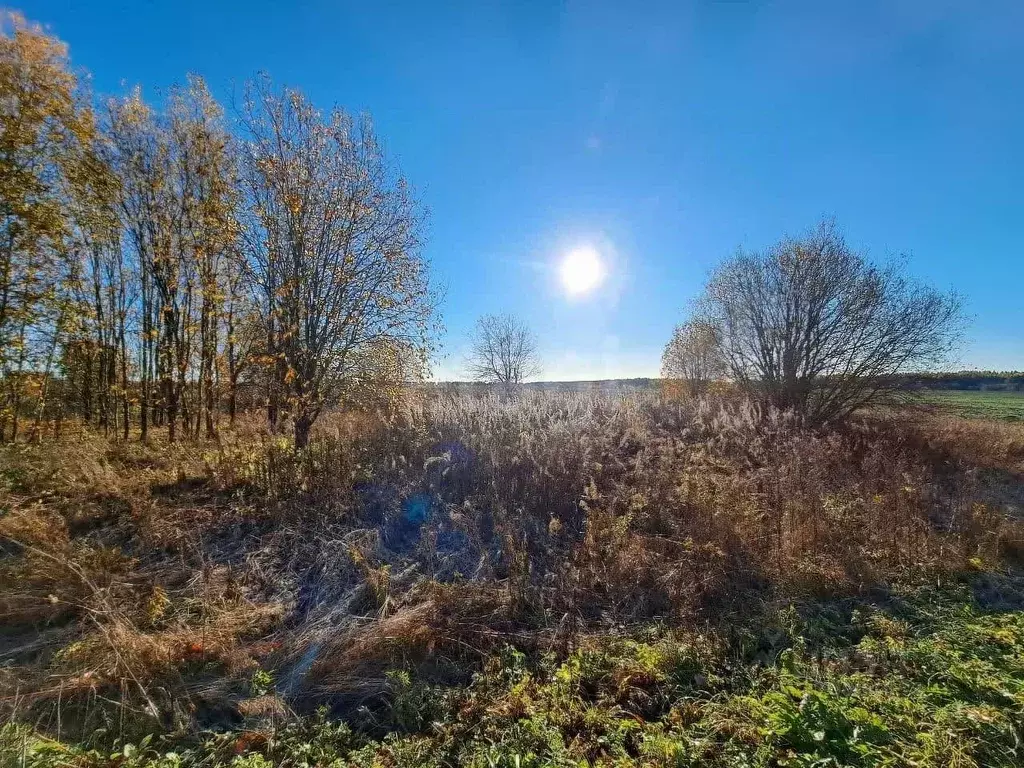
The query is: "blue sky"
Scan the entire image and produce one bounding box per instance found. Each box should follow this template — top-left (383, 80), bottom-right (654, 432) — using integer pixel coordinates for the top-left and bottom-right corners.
top-left (25, 0), bottom-right (1024, 378)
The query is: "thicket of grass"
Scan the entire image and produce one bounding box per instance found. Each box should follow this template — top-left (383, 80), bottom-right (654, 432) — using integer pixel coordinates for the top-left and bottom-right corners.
top-left (2, 391), bottom-right (1023, 766)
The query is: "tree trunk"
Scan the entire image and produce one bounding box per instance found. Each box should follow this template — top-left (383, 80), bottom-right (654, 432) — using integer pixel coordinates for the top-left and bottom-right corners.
top-left (119, 321), bottom-right (129, 441)
top-left (140, 271), bottom-right (152, 441)
top-left (294, 412), bottom-right (313, 449)
top-left (228, 369), bottom-right (239, 425)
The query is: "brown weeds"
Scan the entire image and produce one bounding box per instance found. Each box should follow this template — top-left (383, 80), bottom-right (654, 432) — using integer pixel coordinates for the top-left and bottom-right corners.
top-left (1, 390), bottom-right (1020, 736)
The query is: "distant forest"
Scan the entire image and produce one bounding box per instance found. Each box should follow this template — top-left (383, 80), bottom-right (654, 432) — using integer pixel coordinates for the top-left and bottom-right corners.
top-left (899, 371), bottom-right (1024, 392)
top-left (436, 374), bottom-right (1024, 394)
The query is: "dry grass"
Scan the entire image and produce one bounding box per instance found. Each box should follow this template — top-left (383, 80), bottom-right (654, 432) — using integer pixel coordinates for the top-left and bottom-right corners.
top-left (1, 389), bottom-right (1022, 740)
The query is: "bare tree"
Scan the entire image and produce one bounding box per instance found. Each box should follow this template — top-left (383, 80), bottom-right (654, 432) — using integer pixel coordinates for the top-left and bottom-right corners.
top-left (697, 219), bottom-right (964, 425)
top-left (661, 318), bottom-right (725, 396)
top-left (465, 313), bottom-right (542, 389)
top-left (237, 76), bottom-right (436, 448)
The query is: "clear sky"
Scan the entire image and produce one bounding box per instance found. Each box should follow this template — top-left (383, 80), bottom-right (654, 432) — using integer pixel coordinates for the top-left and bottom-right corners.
top-left (23, 0), bottom-right (1024, 378)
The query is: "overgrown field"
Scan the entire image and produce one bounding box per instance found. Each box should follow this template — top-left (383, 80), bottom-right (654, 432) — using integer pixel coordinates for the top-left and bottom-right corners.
top-left (2, 391), bottom-right (1024, 766)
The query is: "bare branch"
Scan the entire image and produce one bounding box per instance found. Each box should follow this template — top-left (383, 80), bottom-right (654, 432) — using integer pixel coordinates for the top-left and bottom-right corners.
top-left (693, 219), bottom-right (965, 424)
top-left (464, 313), bottom-right (542, 390)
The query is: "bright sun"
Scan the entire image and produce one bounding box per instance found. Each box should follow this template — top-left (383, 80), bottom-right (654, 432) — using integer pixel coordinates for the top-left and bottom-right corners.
top-left (559, 246), bottom-right (605, 297)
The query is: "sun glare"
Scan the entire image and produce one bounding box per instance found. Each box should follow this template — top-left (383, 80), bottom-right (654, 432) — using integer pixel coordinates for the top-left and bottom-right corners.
top-left (559, 246), bottom-right (605, 297)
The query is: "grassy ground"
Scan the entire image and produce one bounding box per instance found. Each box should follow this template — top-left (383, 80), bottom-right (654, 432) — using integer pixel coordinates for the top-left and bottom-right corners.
top-left (2, 393), bottom-right (1024, 767)
top-left (5, 577), bottom-right (1024, 767)
top-left (920, 389), bottom-right (1024, 421)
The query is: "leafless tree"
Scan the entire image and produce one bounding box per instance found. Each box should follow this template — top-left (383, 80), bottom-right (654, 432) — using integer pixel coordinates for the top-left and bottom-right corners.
top-left (661, 318), bottom-right (726, 396)
top-left (697, 219), bottom-right (964, 425)
top-left (465, 313), bottom-right (542, 389)
top-left (237, 76), bottom-right (436, 448)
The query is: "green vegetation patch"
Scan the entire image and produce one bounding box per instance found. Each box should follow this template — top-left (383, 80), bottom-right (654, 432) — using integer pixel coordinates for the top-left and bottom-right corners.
top-left (920, 390), bottom-right (1024, 421)
top-left (5, 579), bottom-right (1024, 768)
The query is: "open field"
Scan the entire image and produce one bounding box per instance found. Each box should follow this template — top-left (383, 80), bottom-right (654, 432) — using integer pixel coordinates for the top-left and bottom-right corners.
top-left (920, 389), bottom-right (1024, 421)
top-left (3, 391), bottom-right (1024, 766)
top-left (1, 4), bottom-right (1021, 766)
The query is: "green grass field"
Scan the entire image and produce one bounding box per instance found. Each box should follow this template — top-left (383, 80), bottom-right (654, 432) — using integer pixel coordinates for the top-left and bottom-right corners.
top-left (920, 389), bottom-right (1024, 421)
